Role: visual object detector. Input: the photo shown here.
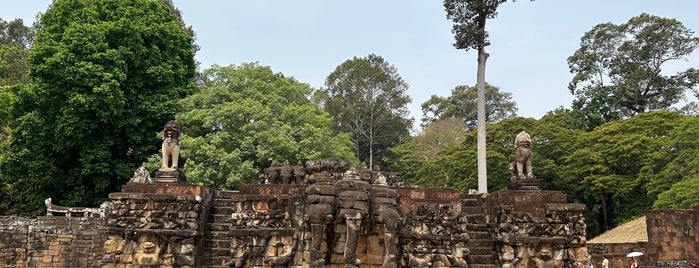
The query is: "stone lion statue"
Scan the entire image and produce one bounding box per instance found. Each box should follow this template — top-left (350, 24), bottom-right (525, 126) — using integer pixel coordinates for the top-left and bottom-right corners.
top-left (161, 120), bottom-right (183, 171)
top-left (510, 130), bottom-right (534, 180)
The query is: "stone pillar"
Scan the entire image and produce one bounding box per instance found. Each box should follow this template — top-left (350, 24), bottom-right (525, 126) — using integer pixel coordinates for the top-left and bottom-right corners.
top-left (304, 181), bottom-right (336, 268)
top-left (370, 183), bottom-right (402, 268)
top-left (335, 168), bottom-right (370, 268)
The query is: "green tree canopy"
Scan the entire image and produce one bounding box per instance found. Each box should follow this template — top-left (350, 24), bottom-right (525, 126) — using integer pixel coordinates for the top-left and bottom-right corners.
top-left (559, 111), bottom-right (687, 235)
top-left (0, 0), bottom-right (197, 215)
top-left (162, 63), bottom-right (357, 189)
top-left (383, 118), bottom-right (468, 182)
top-left (567, 13), bottom-right (699, 129)
top-left (653, 176), bottom-right (699, 209)
top-left (320, 54), bottom-right (413, 169)
top-left (651, 116), bottom-right (699, 209)
top-left (410, 117), bottom-right (556, 193)
top-left (421, 83), bottom-right (517, 128)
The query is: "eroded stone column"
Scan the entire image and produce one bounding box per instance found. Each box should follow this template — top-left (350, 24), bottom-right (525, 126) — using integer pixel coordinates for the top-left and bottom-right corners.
top-left (335, 167), bottom-right (370, 268)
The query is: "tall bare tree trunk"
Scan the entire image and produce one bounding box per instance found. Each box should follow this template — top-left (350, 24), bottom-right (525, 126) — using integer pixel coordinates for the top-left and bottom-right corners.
top-left (476, 45), bottom-right (489, 193)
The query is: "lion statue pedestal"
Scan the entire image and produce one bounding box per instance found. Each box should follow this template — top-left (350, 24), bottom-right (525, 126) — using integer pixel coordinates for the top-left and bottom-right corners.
top-left (155, 120), bottom-right (188, 184)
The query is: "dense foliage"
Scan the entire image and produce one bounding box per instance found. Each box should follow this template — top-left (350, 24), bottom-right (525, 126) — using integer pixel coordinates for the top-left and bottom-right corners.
top-left (567, 13), bottom-right (699, 130)
top-left (148, 63), bottom-right (357, 189)
top-left (0, 0), bottom-right (197, 215)
top-left (320, 54), bottom-right (413, 169)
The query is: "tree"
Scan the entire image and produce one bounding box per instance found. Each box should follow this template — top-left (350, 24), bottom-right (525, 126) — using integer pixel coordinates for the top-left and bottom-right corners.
top-left (0, 0), bottom-right (197, 215)
top-left (320, 54), bottom-right (413, 168)
top-left (0, 18), bottom-right (36, 143)
top-left (444, 0), bottom-right (514, 193)
top-left (421, 83), bottom-right (517, 128)
top-left (0, 18), bottom-right (36, 87)
top-left (383, 118), bottom-right (468, 183)
top-left (559, 111), bottom-right (686, 235)
top-left (159, 63), bottom-right (357, 189)
top-left (650, 116), bottom-right (699, 209)
top-left (653, 176), bottom-right (699, 209)
top-left (0, 18), bottom-right (35, 49)
top-left (567, 13), bottom-right (699, 129)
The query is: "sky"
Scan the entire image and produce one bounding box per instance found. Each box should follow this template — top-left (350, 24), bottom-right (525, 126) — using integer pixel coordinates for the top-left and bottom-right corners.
top-left (2, 1), bottom-right (699, 131)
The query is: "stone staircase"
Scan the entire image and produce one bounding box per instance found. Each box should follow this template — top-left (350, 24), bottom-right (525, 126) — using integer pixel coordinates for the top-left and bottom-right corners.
top-left (198, 191), bottom-right (236, 268)
top-left (461, 193), bottom-right (498, 268)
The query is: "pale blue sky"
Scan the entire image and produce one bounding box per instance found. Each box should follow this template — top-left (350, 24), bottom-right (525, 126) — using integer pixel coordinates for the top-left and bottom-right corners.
top-left (2, 1), bottom-right (699, 131)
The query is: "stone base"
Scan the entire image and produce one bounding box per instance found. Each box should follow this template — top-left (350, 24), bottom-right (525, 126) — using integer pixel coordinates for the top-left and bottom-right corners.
top-left (155, 169), bottom-right (187, 184)
top-left (507, 177), bottom-right (540, 190)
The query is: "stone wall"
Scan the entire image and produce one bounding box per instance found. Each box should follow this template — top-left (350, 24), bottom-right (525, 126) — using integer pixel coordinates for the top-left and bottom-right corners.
top-left (646, 207), bottom-right (698, 268)
top-left (0, 180), bottom-right (591, 268)
top-left (587, 207), bottom-right (699, 268)
top-left (0, 216), bottom-right (104, 267)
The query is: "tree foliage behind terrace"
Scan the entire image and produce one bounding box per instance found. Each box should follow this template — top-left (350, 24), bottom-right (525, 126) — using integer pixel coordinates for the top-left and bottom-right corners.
top-left (320, 54), bottom-right (413, 169)
top-left (391, 110), bottom-right (699, 238)
top-left (421, 83), bottom-right (517, 128)
top-left (567, 13), bottom-right (699, 130)
top-left (0, 0), bottom-right (197, 216)
top-left (155, 63), bottom-right (357, 189)
top-left (0, 18), bottom-right (36, 87)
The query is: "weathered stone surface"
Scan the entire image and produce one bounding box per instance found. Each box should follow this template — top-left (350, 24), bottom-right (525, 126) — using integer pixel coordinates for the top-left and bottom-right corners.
top-left (4, 163), bottom-right (695, 268)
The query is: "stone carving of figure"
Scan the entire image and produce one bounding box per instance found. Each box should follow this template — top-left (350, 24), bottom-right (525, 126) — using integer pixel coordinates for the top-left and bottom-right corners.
top-left (370, 180), bottom-right (401, 268)
top-left (500, 244), bottom-right (520, 268)
top-left (134, 234), bottom-right (160, 266)
top-left (529, 244), bottom-right (564, 268)
top-left (292, 161), bottom-right (305, 184)
top-left (230, 236), bottom-right (251, 268)
top-left (568, 246), bottom-right (591, 268)
top-left (405, 242), bottom-right (434, 267)
top-left (335, 167), bottom-right (371, 268)
top-left (101, 234), bottom-right (125, 266)
top-left (264, 235), bottom-right (295, 267)
top-left (160, 120), bottom-right (186, 171)
top-left (304, 183), bottom-right (336, 268)
top-left (510, 130), bottom-right (534, 180)
top-left (129, 166), bottom-right (151, 183)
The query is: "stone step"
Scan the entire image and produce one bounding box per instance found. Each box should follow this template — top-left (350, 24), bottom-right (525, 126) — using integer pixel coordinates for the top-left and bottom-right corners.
top-left (462, 198), bottom-right (484, 207)
top-left (202, 239), bottom-right (232, 250)
top-left (203, 230), bottom-right (230, 239)
top-left (470, 264), bottom-right (498, 268)
top-left (212, 198), bottom-right (236, 207)
top-left (467, 223), bottom-right (491, 232)
top-left (461, 205), bottom-right (487, 215)
top-left (211, 205), bottom-right (233, 215)
top-left (208, 214), bottom-right (231, 223)
top-left (468, 231), bottom-right (491, 240)
top-left (466, 238), bottom-right (494, 249)
top-left (469, 254), bottom-right (497, 265)
top-left (467, 214), bottom-right (488, 223)
top-left (468, 247), bottom-right (495, 255)
top-left (205, 222), bottom-right (232, 232)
